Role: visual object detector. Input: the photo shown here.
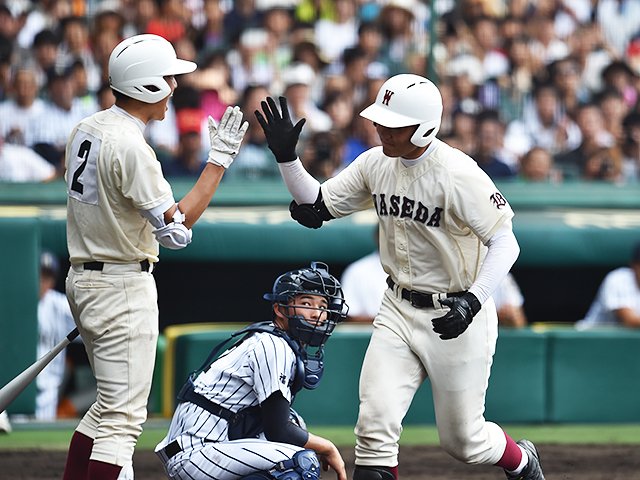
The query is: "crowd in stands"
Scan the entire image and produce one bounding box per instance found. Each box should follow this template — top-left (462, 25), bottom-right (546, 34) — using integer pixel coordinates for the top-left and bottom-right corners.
top-left (1, 0), bottom-right (640, 184)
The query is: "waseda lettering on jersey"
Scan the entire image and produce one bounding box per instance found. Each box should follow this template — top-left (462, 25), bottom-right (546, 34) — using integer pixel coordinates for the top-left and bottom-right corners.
top-left (382, 90), bottom-right (394, 106)
top-left (373, 193), bottom-right (443, 227)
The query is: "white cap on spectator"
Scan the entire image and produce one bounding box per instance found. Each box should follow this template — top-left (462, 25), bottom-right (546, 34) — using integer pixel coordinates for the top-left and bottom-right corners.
top-left (283, 63), bottom-right (316, 87)
top-left (447, 54), bottom-right (485, 85)
top-left (240, 28), bottom-right (269, 50)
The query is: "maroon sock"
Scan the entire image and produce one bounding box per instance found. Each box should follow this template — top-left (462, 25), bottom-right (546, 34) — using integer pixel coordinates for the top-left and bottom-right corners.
top-left (388, 465), bottom-right (399, 479)
top-left (495, 432), bottom-right (524, 471)
top-left (62, 431), bottom-right (94, 480)
top-left (87, 460), bottom-right (123, 480)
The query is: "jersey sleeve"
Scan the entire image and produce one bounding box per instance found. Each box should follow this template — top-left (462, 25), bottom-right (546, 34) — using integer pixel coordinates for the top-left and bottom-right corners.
top-left (249, 334), bottom-right (297, 404)
top-left (321, 152), bottom-right (376, 218)
top-left (449, 162), bottom-right (514, 244)
top-left (118, 140), bottom-right (174, 211)
top-left (600, 269), bottom-right (637, 311)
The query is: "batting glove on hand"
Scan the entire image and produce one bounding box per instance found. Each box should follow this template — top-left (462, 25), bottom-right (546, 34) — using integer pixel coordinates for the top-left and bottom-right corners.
top-left (207, 106), bottom-right (249, 169)
top-left (254, 96), bottom-right (306, 163)
top-left (431, 292), bottom-right (481, 340)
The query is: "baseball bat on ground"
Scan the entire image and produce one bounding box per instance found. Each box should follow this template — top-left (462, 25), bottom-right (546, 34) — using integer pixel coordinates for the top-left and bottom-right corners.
top-left (0, 328), bottom-right (80, 413)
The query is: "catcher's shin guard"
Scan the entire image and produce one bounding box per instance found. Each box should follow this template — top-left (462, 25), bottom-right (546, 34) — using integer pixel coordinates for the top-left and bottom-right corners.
top-left (242, 450), bottom-right (321, 480)
top-left (353, 466), bottom-right (397, 480)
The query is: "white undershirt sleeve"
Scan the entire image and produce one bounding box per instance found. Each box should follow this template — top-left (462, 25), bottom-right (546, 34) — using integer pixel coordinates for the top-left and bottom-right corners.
top-left (467, 221), bottom-right (520, 304)
top-left (277, 158), bottom-right (321, 205)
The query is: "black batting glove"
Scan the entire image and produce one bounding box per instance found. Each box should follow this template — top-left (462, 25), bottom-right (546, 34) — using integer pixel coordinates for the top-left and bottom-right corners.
top-left (254, 96), bottom-right (306, 163)
top-left (431, 292), bottom-right (481, 340)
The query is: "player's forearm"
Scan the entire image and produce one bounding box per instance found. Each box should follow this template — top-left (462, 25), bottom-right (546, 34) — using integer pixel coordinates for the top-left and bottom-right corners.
top-left (278, 158), bottom-right (320, 204)
top-left (177, 163), bottom-right (225, 228)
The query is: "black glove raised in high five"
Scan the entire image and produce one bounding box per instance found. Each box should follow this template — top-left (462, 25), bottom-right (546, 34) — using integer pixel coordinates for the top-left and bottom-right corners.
top-left (431, 292), bottom-right (481, 340)
top-left (254, 96), bottom-right (306, 163)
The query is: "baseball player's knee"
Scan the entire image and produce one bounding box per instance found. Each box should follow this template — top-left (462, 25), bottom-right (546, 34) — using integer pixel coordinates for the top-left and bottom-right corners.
top-left (353, 466), bottom-right (396, 480)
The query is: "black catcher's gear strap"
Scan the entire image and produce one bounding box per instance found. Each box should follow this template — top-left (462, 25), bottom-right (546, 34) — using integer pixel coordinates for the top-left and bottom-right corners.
top-left (289, 191), bottom-right (334, 229)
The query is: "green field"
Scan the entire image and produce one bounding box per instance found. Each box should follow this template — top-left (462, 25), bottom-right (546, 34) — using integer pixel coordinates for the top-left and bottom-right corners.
top-left (1, 420), bottom-right (640, 451)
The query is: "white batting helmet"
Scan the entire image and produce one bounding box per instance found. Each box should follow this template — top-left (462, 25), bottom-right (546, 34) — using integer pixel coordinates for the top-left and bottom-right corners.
top-left (108, 34), bottom-right (196, 104)
top-left (360, 73), bottom-right (443, 147)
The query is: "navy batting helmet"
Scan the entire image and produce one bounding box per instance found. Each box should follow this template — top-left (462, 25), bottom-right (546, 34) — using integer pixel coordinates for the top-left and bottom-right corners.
top-left (264, 262), bottom-right (348, 347)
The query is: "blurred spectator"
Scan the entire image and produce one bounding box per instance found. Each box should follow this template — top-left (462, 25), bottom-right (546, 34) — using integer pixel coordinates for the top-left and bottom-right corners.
top-left (568, 23), bottom-right (614, 96)
top-left (468, 15), bottom-right (510, 82)
top-left (493, 272), bottom-right (527, 328)
top-left (472, 109), bottom-right (517, 179)
top-left (554, 102), bottom-right (616, 180)
top-left (145, 0), bottom-right (189, 43)
top-left (322, 89), bottom-right (353, 133)
top-left (190, 49), bottom-right (237, 123)
top-left (342, 101), bottom-right (380, 166)
top-left (377, 0), bottom-right (428, 75)
top-left (223, 0), bottom-right (261, 46)
top-left (0, 65), bottom-right (45, 146)
top-left (260, 5), bottom-right (295, 73)
top-left (313, 0), bottom-right (358, 64)
top-left (498, 34), bottom-right (537, 122)
top-left (227, 28), bottom-right (275, 94)
top-left (0, 132), bottom-right (56, 182)
top-left (444, 100), bottom-right (479, 154)
top-left (31, 67), bottom-right (97, 171)
top-left (228, 83), bottom-right (280, 180)
top-left (15, 0), bottom-right (71, 51)
top-left (57, 16), bottom-right (101, 93)
top-left (527, 13), bottom-right (570, 67)
top-left (518, 146), bottom-right (560, 183)
top-left (582, 146), bottom-right (624, 182)
top-left (576, 241), bottom-right (640, 329)
top-left (281, 62), bottom-right (332, 138)
top-left (601, 60), bottom-right (638, 110)
top-left (164, 108), bottom-right (207, 177)
top-left (621, 111), bottom-right (640, 183)
top-left (595, 87), bottom-right (630, 146)
top-left (192, 0), bottom-right (228, 54)
top-left (291, 34), bottom-right (330, 103)
top-left (0, 35), bottom-right (13, 101)
top-left (504, 82), bottom-right (581, 158)
top-left (356, 21), bottom-right (385, 69)
top-left (302, 130), bottom-right (344, 180)
top-left (340, 226), bottom-right (387, 323)
top-left (36, 251), bottom-right (77, 420)
top-left (30, 28), bottom-right (60, 90)
top-left (549, 55), bottom-right (589, 119)
top-left (595, 0), bottom-right (640, 59)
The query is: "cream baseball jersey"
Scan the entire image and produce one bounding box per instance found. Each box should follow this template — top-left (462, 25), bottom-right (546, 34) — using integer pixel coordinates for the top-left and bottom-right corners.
top-left (321, 139), bottom-right (514, 293)
top-left (65, 106), bottom-right (174, 264)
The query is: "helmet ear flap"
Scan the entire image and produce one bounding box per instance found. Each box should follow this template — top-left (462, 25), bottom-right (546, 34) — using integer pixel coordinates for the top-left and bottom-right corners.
top-left (411, 120), bottom-right (440, 147)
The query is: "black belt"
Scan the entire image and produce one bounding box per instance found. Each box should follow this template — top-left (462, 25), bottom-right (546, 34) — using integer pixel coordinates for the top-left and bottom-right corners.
top-left (386, 277), bottom-right (465, 308)
top-left (84, 260), bottom-right (150, 272)
top-left (162, 440), bottom-right (182, 460)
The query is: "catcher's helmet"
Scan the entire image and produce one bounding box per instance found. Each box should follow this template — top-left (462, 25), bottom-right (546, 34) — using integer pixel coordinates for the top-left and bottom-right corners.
top-left (108, 34), bottom-right (196, 104)
top-left (264, 262), bottom-right (347, 347)
top-left (360, 73), bottom-right (443, 147)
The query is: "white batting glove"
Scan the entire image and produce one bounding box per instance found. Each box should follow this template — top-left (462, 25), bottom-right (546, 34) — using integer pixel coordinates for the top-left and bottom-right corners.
top-left (207, 106), bottom-right (249, 169)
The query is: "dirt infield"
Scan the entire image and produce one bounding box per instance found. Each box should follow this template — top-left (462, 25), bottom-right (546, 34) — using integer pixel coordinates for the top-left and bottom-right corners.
top-left (2, 444), bottom-right (639, 479)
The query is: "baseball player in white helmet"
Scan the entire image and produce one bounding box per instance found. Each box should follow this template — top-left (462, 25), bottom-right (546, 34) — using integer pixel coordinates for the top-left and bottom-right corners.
top-left (255, 74), bottom-right (545, 480)
top-left (62, 34), bottom-right (248, 480)
top-left (155, 262), bottom-right (347, 480)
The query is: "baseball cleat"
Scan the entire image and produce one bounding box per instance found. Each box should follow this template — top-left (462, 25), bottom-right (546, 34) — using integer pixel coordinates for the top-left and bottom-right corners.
top-left (504, 439), bottom-right (545, 480)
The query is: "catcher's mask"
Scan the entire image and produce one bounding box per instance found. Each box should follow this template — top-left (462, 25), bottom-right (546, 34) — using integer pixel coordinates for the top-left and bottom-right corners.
top-left (263, 261), bottom-right (348, 348)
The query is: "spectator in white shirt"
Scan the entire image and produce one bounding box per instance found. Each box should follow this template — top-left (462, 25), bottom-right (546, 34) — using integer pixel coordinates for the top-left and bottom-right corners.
top-left (576, 242), bottom-right (640, 329)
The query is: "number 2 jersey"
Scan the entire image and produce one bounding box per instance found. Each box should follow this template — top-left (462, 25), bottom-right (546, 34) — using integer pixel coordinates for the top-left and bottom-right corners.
top-left (64, 106), bottom-right (175, 265)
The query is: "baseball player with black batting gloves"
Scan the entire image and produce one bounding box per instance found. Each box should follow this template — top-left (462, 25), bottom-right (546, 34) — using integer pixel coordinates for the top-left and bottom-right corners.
top-left (255, 74), bottom-right (545, 480)
top-left (155, 262), bottom-right (347, 480)
top-left (62, 34), bottom-right (248, 480)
